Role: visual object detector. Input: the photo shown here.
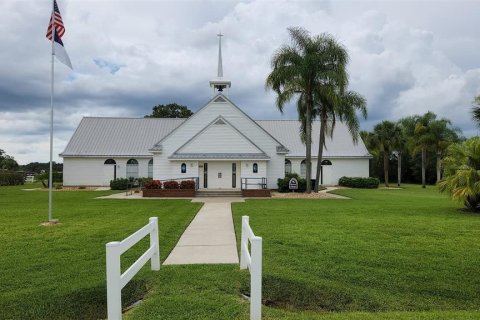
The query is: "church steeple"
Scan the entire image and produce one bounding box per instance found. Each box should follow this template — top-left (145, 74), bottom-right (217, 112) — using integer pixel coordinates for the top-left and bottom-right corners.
top-left (210, 33), bottom-right (231, 95)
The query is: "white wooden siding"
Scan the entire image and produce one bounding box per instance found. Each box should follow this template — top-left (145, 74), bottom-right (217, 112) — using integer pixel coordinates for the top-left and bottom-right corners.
top-left (177, 122), bottom-right (263, 154)
top-left (286, 157), bottom-right (369, 186)
top-left (64, 157), bottom-right (152, 186)
top-left (156, 100), bottom-right (285, 188)
top-left (241, 161), bottom-right (267, 189)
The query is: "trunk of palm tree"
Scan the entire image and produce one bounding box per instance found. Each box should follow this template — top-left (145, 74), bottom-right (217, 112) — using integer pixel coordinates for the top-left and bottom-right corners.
top-left (436, 151), bottom-right (441, 183)
top-left (305, 94), bottom-right (312, 193)
top-left (397, 151), bottom-right (401, 187)
top-left (422, 147), bottom-right (426, 188)
top-left (384, 152), bottom-right (389, 187)
top-left (314, 112), bottom-right (326, 192)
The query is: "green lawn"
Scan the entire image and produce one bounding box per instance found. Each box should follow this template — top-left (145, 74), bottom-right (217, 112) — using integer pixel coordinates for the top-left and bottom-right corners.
top-left (0, 184), bottom-right (201, 319)
top-left (1, 184), bottom-right (480, 319)
top-left (231, 185), bottom-right (480, 319)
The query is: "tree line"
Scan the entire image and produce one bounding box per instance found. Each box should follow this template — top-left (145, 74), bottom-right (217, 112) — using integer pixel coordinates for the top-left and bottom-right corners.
top-left (361, 111), bottom-right (462, 187)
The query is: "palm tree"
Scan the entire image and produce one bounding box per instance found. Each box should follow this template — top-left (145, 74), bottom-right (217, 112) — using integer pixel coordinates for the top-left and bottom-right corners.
top-left (473, 95), bottom-right (480, 127)
top-left (429, 119), bottom-right (461, 182)
top-left (266, 27), bottom-right (342, 193)
top-left (412, 112), bottom-right (437, 188)
top-left (370, 121), bottom-right (402, 187)
top-left (393, 126), bottom-right (407, 187)
top-left (313, 90), bottom-right (366, 192)
top-left (438, 137), bottom-right (480, 212)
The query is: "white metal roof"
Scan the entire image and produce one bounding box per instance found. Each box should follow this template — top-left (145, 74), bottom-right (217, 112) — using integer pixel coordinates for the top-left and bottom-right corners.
top-left (256, 120), bottom-right (371, 158)
top-left (61, 117), bottom-right (370, 158)
top-left (60, 117), bottom-right (185, 157)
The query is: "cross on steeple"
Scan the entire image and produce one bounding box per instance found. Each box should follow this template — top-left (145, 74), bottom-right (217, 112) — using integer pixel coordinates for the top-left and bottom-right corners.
top-left (217, 33), bottom-right (223, 78)
top-left (210, 32), bottom-right (231, 95)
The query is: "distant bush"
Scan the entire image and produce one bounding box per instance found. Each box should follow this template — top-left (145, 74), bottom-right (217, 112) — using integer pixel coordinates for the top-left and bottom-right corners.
top-left (110, 178), bottom-right (129, 190)
top-left (338, 176), bottom-right (379, 188)
top-left (38, 172), bottom-right (63, 183)
top-left (163, 180), bottom-right (179, 189)
top-left (277, 173), bottom-right (307, 192)
top-left (144, 180), bottom-right (162, 189)
top-left (0, 171), bottom-right (24, 186)
top-left (180, 180), bottom-right (196, 190)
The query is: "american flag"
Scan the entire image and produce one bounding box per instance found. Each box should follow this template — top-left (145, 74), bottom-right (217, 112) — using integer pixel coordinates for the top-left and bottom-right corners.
top-left (46, 0), bottom-right (65, 40)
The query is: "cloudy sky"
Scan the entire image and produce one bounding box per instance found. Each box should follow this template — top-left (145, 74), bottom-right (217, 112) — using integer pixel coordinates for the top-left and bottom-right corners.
top-left (1, 0), bottom-right (479, 164)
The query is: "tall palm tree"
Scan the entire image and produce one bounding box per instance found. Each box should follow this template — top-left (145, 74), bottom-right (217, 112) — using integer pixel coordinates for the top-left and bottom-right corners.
top-left (473, 95), bottom-right (480, 128)
top-left (429, 119), bottom-right (461, 182)
top-left (412, 112), bottom-right (437, 188)
top-left (313, 90), bottom-right (367, 192)
top-left (266, 27), bottom-right (341, 193)
top-left (370, 121), bottom-right (402, 187)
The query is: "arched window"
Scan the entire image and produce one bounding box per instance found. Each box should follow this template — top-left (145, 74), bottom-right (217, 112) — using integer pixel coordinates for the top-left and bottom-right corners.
top-left (285, 159), bottom-right (292, 175)
top-left (321, 159), bottom-right (332, 166)
top-left (104, 159), bottom-right (116, 165)
top-left (300, 160), bottom-right (306, 177)
top-left (148, 159), bottom-right (153, 178)
top-left (126, 159), bottom-right (139, 178)
top-left (181, 163), bottom-right (187, 173)
top-left (253, 163), bottom-right (258, 173)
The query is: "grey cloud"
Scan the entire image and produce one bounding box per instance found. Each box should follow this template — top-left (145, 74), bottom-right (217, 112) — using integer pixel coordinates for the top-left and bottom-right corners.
top-left (1, 0), bottom-right (480, 164)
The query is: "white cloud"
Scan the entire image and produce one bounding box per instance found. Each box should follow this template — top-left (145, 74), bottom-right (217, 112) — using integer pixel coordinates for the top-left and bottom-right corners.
top-left (1, 0), bottom-right (479, 164)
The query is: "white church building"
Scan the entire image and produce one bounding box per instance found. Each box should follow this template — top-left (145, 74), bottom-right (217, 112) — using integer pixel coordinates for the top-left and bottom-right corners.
top-left (61, 36), bottom-right (371, 189)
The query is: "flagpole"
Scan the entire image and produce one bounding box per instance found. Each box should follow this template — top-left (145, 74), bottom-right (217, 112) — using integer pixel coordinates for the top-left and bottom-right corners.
top-left (48, 0), bottom-right (55, 222)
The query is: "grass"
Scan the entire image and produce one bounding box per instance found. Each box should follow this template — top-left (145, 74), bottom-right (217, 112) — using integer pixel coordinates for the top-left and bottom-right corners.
top-left (1, 183), bottom-right (480, 319)
top-left (0, 184), bottom-right (201, 319)
top-left (231, 185), bottom-right (480, 318)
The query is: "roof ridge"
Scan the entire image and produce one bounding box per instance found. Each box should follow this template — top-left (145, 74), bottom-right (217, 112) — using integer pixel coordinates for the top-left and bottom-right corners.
top-left (82, 116), bottom-right (186, 120)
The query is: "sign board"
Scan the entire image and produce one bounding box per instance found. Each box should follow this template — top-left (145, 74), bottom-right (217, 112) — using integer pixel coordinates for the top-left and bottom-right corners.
top-left (288, 178), bottom-right (298, 191)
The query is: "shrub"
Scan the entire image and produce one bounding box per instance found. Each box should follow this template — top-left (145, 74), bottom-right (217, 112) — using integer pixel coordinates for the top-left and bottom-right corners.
top-left (277, 173), bottom-right (307, 192)
top-left (38, 172), bottom-right (63, 183)
top-left (338, 176), bottom-right (379, 188)
top-left (180, 180), bottom-right (196, 190)
top-left (438, 137), bottom-right (480, 212)
top-left (110, 178), bottom-right (129, 190)
top-left (144, 180), bottom-right (162, 189)
top-left (54, 183), bottom-right (63, 190)
top-left (163, 180), bottom-right (179, 189)
top-left (137, 177), bottom-right (152, 188)
top-left (0, 171), bottom-right (24, 186)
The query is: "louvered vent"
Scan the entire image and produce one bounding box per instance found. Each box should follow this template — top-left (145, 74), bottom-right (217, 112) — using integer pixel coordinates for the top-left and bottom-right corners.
top-left (214, 96), bottom-right (226, 103)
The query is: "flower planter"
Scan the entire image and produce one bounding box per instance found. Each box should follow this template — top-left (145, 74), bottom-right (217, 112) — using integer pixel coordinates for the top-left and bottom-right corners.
top-left (242, 189), bottom-right (271, 197)
top-left (142, 189), bottom-right (195, 197)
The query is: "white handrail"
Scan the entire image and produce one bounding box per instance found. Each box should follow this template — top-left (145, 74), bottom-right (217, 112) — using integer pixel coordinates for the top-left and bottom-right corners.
top-left (106, 217), bottom-right (160, 320)
top-left (240, 216), bottom-right (263, 320)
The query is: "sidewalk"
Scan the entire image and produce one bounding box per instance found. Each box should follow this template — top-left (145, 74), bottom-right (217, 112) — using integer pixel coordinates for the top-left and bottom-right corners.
top-left (163, 198), bottom-right (243, 265)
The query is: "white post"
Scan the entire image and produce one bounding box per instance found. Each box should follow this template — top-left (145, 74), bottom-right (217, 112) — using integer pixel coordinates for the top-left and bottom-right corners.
top-left (48, 0), bottom-right (55, 222)
top-left (250, 236), bottom-right (262, 320)
top-left (106, 241), bottom-right (122, 320)
top-left (149, 217), bottom-right (160, 271)
top-left (240, 216), bottom-right (249, 269)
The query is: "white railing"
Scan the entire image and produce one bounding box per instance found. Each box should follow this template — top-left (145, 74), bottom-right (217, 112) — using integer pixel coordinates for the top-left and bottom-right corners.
top-left (240, 216), bottom-right (263, 320)
top-left (106, 217), bottom-right (160, 320)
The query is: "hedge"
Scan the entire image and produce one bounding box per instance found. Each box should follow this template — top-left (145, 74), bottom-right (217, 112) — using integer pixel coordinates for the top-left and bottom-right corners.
top-left (180, 180), bottom-right (196, 190)
top-left (277, 173), bottom-right (307, 192)
top-left (338, 176), bottom-right (379, 188)
top-left (163, 180), bottom-right (179, 189)
top-left (110, 178), bottom-right (129, 190)
top-left (0, 171), bottom-right (24, 186)
top-left (144, 180), bottom-right (162, 189)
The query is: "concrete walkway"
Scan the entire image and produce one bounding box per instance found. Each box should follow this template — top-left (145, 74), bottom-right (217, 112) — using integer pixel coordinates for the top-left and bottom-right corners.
top-left (163, 198), bottom-right (243, 265)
